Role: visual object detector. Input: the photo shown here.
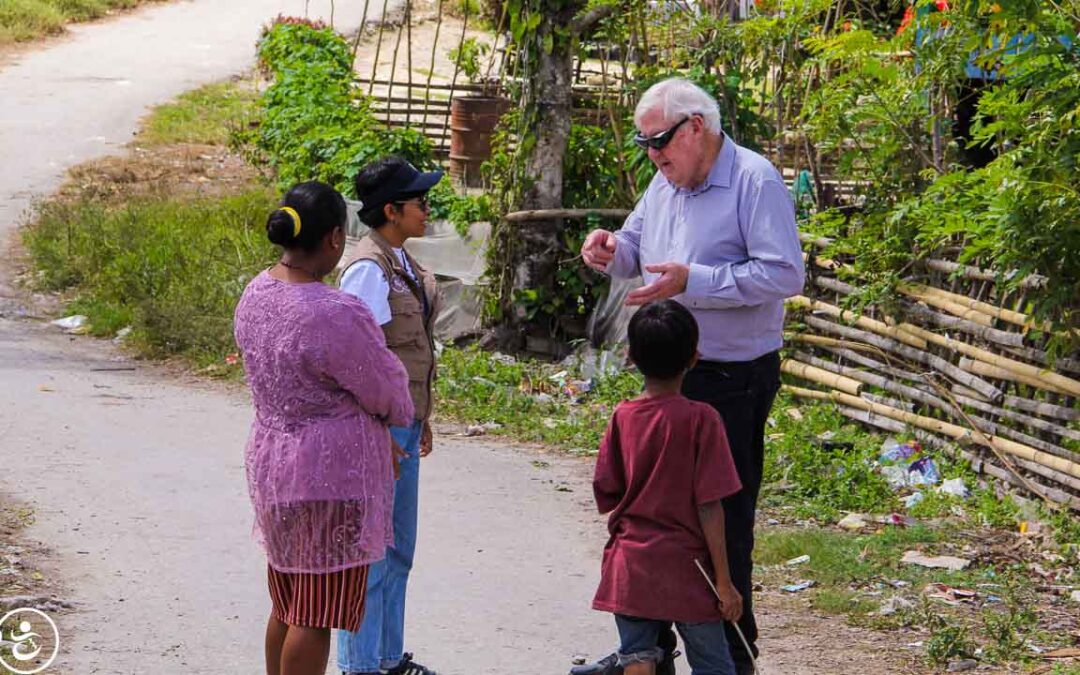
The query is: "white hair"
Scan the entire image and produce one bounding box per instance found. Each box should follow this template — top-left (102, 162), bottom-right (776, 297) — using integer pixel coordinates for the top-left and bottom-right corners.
top-left (634, 78), bottom-right (723, 135)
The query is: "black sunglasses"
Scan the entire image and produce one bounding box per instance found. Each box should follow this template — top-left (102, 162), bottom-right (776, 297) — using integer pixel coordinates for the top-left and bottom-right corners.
top-left (633, 116), bottom-right (693, 150)
top-left (394, 196), bottom-right (429, 210)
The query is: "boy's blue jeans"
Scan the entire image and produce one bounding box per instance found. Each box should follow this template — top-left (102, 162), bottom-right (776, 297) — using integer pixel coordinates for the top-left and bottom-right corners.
top-left (337, 420), bottom-right (423, 674)
top-left (615, 614), bottom-right (736, 675)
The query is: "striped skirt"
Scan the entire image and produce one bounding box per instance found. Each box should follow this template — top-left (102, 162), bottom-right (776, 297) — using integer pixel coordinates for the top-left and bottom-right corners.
top-left (267, 564), bottom-right (369, 632)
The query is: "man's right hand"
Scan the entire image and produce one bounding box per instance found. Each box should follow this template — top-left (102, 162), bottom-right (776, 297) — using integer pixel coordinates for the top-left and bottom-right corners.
top-left (581, 229), bottom-right (617, 271)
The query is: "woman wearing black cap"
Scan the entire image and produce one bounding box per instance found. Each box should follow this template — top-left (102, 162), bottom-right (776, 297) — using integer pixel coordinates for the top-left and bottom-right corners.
top-left (336, 157), bottom-right (444, 675)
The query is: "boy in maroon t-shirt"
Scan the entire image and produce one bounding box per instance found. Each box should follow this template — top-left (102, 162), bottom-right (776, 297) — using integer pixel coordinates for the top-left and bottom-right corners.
top-left (592, 300), bottom-right (743, 675)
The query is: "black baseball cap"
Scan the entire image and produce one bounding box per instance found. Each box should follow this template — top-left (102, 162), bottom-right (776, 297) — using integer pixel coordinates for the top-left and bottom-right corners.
top-left (357, 160), bottom-right (443, 215)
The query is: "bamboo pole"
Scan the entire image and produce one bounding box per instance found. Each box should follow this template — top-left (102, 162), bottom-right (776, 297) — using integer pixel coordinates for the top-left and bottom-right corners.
top-left (350, 0), bottom-right (372, 61)
top-left (804, 316), bottom-right (1004, 401)
top-left (781, 359), bottom-right (862, 396)
top-left (439, 0), bottom-right (469, 152)
top-left (951, 384), bottom-right (1080, 421)
top-left (368, 0), bottom-right (391, 96)
top-left (899, 324), bottom-right (1080, 397)
top-left (789, 296), bottom-right (927, 349)
top-left (503, 208), bottom-right (631, 221)
top-left (405, 0), bottom-right (413, 127)
top-left (899, 282), bottom-right (1036, 329)
top-left (924, 258), bottom-right (1047, 290)
top-left (901, 301), bottom-right (1025, 348)
top-left (821, 345), bottom-right (927, 383)
top-left (951, 392), bottom-right (1080, 443)
top-left (959, 357), bottom-right (1073, 397)
top-left (797, 349), bottom-right (1078, 462)
top-left (422, 0), bottom-right (444, 135)
top-left (1001, 345), bottom-right (1080, 377)
top-left (792, 350), bottom-right (949, 411)
top-left (895, 283), bottom-right (995, 327)
top-left (785, 385), bottom-right (1080, 481)
top-left (837, 407), bottom-right (1080, 509)
top-left (385, 3), bottom-right (406, 125)
top-left (788, 333), bottom-right (886, 356)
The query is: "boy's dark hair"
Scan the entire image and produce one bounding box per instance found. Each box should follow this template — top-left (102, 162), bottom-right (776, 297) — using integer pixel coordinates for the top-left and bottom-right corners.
top-left (266, 181), bottom-right (346, 252)
top-left (627, 299), bottom-right (699, 380)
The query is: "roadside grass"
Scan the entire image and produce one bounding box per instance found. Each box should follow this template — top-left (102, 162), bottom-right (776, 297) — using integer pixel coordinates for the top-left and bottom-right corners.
top-left (22, 189), bottom-right (277, 368)
top-left (137, 79), bottom-right (259, 146)
top-left (0, 0), bottom-right (160, 45)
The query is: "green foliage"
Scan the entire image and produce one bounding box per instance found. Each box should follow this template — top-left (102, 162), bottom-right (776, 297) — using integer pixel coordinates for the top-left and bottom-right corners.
top-left (23, 189), bottom-right (278, 363)
top-left (925, 611), bottom-right (977, 664)
top-left (139, 80), bottom-right (258, 146)
top-left (761, 391), bottom-right (898, 519)
top-left (246, 20), bottom-right (436, 196)
top-left (435, 345), bottom-right (642, 452)
top-left (448, 36), bottom-right (491, 83)
top-left (0, 0), bottom-right (151, 43)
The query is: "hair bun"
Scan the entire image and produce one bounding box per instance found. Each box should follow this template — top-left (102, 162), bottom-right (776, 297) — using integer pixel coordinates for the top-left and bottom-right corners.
top-left (266, 209), bottom-right (297, 246)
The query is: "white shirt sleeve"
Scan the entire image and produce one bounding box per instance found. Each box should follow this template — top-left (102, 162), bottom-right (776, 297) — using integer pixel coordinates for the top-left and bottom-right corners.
top-left (339, 260), bottom-right (392, 326)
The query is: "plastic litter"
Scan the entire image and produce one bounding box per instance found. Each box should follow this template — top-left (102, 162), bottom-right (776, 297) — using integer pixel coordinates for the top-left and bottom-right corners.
top-left (901, 551), bottom-right (971, 571)
top-left (50, 315), bottom-right (88, 331)
top-left (879, 595), bottom-right (914, 615)
top-left (904, 492), bottom-right (925, 509)
top-left (837, 513), bottom-right (869, 530)
top-left (937, 477), bottom-right (970, 499)
top-left (784, 555), bottom-right (810, 567)
top-left (946, 659), bottom-right (978, 672)
top-left (925, 583), bottom-right (977, 605)
top-left (781, 581), bottom-right (815, 593)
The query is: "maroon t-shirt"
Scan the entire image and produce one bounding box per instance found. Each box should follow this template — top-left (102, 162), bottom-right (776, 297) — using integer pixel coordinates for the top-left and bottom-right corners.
top-left (592, 394), bottom-right (742, 623)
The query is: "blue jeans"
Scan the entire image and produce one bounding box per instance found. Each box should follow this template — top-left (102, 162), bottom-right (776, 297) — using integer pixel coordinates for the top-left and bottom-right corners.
top-left (615, 614), bottom-right (736, 675)
top-left (338, 420), bottom-right (423, 673)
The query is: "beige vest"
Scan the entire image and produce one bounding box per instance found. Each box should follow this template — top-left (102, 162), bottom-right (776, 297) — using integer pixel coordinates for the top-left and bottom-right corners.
top-left (346, 230), bottom-right (441, 421)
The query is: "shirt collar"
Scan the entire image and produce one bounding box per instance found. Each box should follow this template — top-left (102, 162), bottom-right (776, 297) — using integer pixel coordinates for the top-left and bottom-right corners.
top-left (671, 132), bottom-right (735, 195)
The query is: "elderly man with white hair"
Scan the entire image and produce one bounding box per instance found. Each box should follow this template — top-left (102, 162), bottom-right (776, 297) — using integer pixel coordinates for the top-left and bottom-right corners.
top-left (576, 78), bottom-right (805, 675)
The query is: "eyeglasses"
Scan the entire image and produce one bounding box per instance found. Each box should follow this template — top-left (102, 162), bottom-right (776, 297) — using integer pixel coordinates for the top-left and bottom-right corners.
top-left (394, 196), bottom-right (429, 211)
top-left (633, 116), bottom-right (692, 151)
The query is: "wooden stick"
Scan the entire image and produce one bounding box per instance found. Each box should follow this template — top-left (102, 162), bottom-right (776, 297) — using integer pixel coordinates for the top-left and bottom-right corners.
top-left (781, 359), bottom-right (862, 396)
top-left (959, 358), bottom-right (1073, 397)
top-left (899, 324), bottom-right (1080, 397)
top-left (803, 316), bottom-right (1003, 401)
top-left (789, 296), bottom-right (927, 349)
top-left (785, 386), bottom-right (1080, 481)
top-left (503, 208), bottom-right (631, 222)
top-left (896, 283), bottom-right (995, 327)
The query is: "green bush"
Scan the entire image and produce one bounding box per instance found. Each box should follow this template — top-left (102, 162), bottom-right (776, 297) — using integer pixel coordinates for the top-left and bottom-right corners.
top-left (248, 21), bottom-right (436, 196)
top-left (23, 189), bottom-right (278, 363)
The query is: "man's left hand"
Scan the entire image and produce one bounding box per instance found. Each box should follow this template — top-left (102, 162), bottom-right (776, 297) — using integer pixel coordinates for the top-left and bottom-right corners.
top-left (420, 421), bottom-right (434, 457)
top-left (625, 263), bottom-right (690, 306)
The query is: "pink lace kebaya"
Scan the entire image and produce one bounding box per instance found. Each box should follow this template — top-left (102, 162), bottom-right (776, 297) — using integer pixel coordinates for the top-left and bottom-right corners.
top-left (234, 271), bottom-right (414, 574)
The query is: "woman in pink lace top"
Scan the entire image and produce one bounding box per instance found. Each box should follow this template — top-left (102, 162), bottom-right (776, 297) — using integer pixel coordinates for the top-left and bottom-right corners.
top-left (234, 181), bottom-right (414, 675)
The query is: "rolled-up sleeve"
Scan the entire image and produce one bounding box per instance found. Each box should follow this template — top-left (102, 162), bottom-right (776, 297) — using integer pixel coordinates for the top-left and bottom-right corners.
top-left (684, 179), bottom-right (805, 309)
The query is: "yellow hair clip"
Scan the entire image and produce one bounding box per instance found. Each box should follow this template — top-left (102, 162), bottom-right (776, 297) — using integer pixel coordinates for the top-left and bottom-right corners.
top-left (280, 206), bottom-right (302, 237)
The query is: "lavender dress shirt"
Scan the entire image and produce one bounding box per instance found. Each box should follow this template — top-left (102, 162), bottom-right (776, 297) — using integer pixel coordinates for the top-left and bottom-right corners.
top-left (606, 134), bottom-right (806, 362)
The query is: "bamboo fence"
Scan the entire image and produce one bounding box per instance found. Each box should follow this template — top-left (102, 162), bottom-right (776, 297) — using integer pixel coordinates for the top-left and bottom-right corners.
top-left (787, 234), bottom-right (1080, 509)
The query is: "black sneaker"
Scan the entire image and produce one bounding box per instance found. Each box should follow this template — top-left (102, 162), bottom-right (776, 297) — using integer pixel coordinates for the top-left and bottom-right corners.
top-left (382, 653), bottom-right (437, 675)
top-left (569, 652), bottom-right (620, 675)
top-left (569, 649), bottom-right (678, 675)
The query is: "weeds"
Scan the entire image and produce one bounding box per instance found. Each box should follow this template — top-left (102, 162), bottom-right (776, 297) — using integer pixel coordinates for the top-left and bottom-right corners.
top-left (138, 80), bottom-right (259, 146)
top-left (23, 189), bottom-right (277, 365)
top-left (0, 0), bottom-right (156, 44)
